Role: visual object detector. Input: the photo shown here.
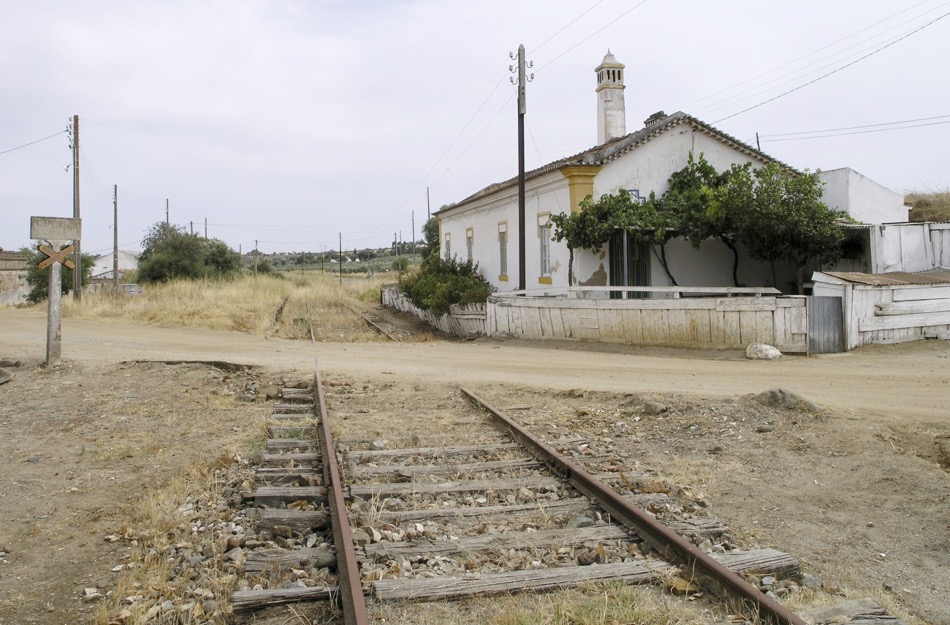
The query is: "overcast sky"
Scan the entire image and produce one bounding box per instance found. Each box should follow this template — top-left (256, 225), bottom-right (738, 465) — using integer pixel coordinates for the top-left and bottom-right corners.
top-left (2, 0), bottom-right (948, 258)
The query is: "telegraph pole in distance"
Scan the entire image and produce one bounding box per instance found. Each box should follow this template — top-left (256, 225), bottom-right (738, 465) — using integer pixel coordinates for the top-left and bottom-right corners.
top-left (510, 45), bottom-right (532, 291)
top-left (113, 185), bottom-right (119, 293)
top-left (70, 115), bottom-right (82, 300)
top-left (338, 233), bottom-right (342, 284)
top-left (204, 218), bottom-right (208, 239)
top-left (165, 199), bottom-right (169, 225)
top-left (254, 240), bottom-right (259, 277)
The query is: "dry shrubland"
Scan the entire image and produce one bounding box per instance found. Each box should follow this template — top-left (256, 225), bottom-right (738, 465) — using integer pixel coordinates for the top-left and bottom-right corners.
top-left (62, 272), bottom-right (394, 341)
top-left (906, 190), bottom-right (950, 222)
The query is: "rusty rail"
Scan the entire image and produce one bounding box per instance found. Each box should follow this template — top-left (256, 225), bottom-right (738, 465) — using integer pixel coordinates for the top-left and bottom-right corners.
top-left (462, 387), bottom-right (807, 625)
top-left (345, 303), bottom-right (400, 342)
top-left (316, 371), bottom-right (370, 625)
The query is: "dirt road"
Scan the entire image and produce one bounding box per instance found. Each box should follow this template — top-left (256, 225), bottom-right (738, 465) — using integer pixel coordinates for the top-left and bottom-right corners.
top-left (2, 308), bottom-right (948, 421)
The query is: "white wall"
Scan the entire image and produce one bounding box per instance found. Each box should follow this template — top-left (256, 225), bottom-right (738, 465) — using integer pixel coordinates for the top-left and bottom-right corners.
top-left (438, 171), bottom-right (571, 293)
top-left (819, 168), bottom-right (907, 224)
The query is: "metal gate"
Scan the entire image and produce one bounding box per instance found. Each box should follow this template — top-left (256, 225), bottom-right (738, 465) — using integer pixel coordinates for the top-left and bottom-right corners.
top-left (808, 296), bottom-right (844, 354)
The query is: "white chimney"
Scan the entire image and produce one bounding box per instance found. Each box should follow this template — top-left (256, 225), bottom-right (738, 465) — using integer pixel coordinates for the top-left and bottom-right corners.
top-left (595, 50), bottom-right (626, 144)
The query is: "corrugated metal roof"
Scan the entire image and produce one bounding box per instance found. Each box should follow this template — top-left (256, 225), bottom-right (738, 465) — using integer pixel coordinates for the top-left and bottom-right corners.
top-left (439, 111), bottom-right (795, 214)
top-left (823, 268), bottom-right (950, 286)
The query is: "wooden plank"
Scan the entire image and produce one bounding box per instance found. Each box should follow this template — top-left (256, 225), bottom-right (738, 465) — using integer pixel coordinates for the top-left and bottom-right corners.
top-left (255, 469), bottom-right (321, 486)
top-left (667, 308), bottom-right (690, 344)
top-left (351, 458), bottom-right (542, 478)
top-left (372, 548), bottom-right (798, 601)
top-left (738, 311), bottom-right (756, 345)
top-left (254, 509), bottom-right (330, 533)
top-left (263, 452), bottom-right (320, 464)
top-left (245, 547), bottom-right (336, 573)
top-left (859, 310), bottom-right (950, 332)
top-left (376, 497), bottom-right (592, 522)
top-left (350, 476), bottom-right (562, 498)
top-left (347, 443), bottom-right (520, 462)
top-left (709, 310), bottom-right (725, 345)
top-left (892, 285), bottom-right (950, 301)
top-left (274, 403), bottom-right (313, 414)
top-left (232, 586), bottom-right (335, 611)
top-left (754, 310), bottom-right (773, 343)
top-left (254, 486), bottom-right (327, 506)
top-left (266, 439), bottom-right (316, 452)
top-left (716, 298), bottom-right (776, 312)
top-left (374, 493), bottom-right (670, 523)
top-left (875, 299), bottom-right (950, 315)
top-left (280, 388), bottom-right (313, 403)
top-left (364, 525), bottom-right (632, 560)
top-left (723, 311), bottom-right (741, 347)
top-left (694, 309), bottom-right (712, 345)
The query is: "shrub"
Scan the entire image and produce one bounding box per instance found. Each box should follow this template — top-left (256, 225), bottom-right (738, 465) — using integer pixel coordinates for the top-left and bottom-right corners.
top-left (398, 255), bottom-right (494, 316)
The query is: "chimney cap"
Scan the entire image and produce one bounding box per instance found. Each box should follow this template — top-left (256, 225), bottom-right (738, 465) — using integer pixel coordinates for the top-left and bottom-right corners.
top-left (644, 111), bottom-right (668, 127)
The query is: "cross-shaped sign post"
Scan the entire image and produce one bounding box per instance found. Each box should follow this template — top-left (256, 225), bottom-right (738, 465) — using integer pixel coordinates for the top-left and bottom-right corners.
top-left (30, 216), bottom-right (82, 367)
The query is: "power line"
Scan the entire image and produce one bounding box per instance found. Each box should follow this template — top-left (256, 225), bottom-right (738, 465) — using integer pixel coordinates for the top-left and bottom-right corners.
top-left (759, 118), bottom-right (950, 143)
top-left (534, 0), bottom-right (650, 73)
top-left (681, 0), bottom-right (948, 113)
top-left (712, 9), bottom-right (950, 124)
top-left (0, 130), bottom-right (67, 156)
top-left (759, 113), bottom-right (950, 138)
top-left (531, 0), bottom-right (607, 54)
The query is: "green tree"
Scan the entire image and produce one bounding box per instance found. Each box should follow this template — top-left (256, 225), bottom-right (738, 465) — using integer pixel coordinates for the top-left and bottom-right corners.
top-left (137, 222), bottom-right (241, 283)
top-left (420, 216), bottom-right (441, 260)
top-left (659, 153), bottom-right (746, 286)
top-left (728, 163), bottom-right (846, 293)
top-left (551, 189), bottom-right (674, 286)
top-left (21, 246), bottom-right (95, 304)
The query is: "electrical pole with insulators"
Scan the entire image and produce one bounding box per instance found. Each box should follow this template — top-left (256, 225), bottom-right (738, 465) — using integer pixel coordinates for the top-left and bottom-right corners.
top-left (510, 45), bottom-right (532, 292)
top-left (113, 185), bottom-right (119, 293)
top-left (69, 115), bottom-right (82, 300)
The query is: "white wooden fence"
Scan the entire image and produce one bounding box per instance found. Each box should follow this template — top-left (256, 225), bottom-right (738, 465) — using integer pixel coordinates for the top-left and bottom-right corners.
top-left (382, 284), bottom-right (808, 352)
top-left (489, 287), bottom-right (808, 353)
top-left (381, 285), bottom-right (487, 338)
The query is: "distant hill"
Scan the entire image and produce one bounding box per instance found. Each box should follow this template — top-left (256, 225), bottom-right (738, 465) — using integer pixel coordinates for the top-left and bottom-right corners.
top-left (906, 191), bottom-right (950, 222)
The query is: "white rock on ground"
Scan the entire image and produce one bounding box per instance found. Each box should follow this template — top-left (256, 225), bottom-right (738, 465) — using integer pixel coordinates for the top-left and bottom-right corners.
top-left (745, 343), bottom-right (782, 360)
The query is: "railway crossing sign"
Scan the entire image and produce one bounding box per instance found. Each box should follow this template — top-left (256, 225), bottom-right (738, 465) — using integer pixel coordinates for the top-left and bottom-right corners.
top-left (30, 216), bottom-right (82, 367)
top-left (37, 244), bottom-right (76, 270)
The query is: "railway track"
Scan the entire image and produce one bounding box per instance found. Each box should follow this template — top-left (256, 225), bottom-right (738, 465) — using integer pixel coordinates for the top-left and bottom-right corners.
top-left (228, 372), bottom-right (899, 625)
top-left (219, 346), bottom-right (912, 625)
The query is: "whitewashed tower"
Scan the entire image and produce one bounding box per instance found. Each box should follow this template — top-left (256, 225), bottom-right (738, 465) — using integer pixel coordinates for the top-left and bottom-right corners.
top-left (595, 50), bottom-right (626, 144)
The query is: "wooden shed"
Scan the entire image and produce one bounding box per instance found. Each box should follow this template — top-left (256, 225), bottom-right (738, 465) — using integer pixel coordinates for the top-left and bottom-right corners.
top-left (812, 269), bottom-right (950, 350)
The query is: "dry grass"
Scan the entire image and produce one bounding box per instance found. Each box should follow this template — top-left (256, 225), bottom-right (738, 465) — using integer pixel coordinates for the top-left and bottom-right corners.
top-left (90, 454), bottom-right (245, 625)
top-left (63, 271), bottom-right (395, 341)
top-left (372, 583), bottom-right (724, 625)
top-left (905, 190), bottom-right (950, 222)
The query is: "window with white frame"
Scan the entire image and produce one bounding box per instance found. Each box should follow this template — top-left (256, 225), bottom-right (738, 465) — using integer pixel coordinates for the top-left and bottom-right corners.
top-left (443, 233), bottom-right (451, 259)
top-left (465, 228), bottom-right (474, 262)
top-left (539, 220), bottom-right (551, 276)
top-left (498, 222), bottom-right (508, 278)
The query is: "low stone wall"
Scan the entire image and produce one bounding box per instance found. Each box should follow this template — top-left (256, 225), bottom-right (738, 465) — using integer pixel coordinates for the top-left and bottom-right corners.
top-left (380, 285), bottom-right (487, 338)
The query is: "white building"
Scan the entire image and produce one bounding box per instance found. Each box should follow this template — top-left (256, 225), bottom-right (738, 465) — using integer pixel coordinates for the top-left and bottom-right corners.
top-left (90, 250), bottom-right (139, 282)
top-left (436, 52), bottom-right (911, 296)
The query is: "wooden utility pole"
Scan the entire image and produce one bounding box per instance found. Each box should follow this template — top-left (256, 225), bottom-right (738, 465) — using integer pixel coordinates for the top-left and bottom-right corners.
top-left (70, 115), bottom-right (82, 300)
top-left (510, 46), bottom-right (532, 291)
top-left (166, 199), bottom-right (169, 224)
top-left (254, 240), bottom-right (259, 277)
top-left (204, 217), bottom-right (208, 238)
top-left (113, 185), bottom-right (119, 293)
top-left (338, 233), bottom-right (342, 284)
